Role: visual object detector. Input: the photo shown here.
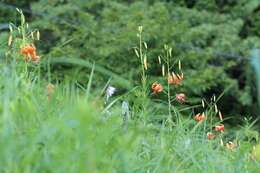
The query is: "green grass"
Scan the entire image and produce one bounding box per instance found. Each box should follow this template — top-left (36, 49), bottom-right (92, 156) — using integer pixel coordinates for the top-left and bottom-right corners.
top-left (0, 59), bottom-right (259, 173)
top-left (0, 11), bottom-right (260, 173)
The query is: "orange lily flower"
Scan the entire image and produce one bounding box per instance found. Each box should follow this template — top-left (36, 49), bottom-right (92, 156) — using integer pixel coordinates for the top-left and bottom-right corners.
top-left (20, 44), bottom-right (40, 63)
top-left (207, 132), bottom-right (216, 140)
top-left (176, 93), bottom-right (186, 103)
top-left (20, 44), bottom-right (36, 56)
top-left (168, 72), bottom-right (183, 85)
top-left (215, 124), bottom-right (225, 132)
top-left (194, 113), bottom-right (206, 122)
top-left (151, 82), bottom-right (163, 94)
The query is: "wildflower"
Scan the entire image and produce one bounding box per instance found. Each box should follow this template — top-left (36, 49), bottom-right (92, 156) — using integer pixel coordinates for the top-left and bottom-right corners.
top-left (20, 44), bottom-right (40, 63)
top-left (106, 85), bottom-right (116, 98)
top-left (194, 113), bottom-right (206, 122)
top-left (176, 93), bottom-right (186, 103)
top-left (105, 85), bottom-right (116, 104)
top-left (215, 124), bottom-right (225, 132)
top-left (226, 141), bottom-right (236, 150)
top-left (20, 44), bottom-right (36, 56)
top-left (151, 82), bottom-right (163, 94)
top-left (168, 72), bottom-right (183, 85)
top-left (207, 132), bottom-right (216, 140)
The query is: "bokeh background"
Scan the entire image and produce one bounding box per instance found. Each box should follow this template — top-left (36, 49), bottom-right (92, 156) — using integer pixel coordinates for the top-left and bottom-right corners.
top-left (1, 0), bottom-right (260, 120)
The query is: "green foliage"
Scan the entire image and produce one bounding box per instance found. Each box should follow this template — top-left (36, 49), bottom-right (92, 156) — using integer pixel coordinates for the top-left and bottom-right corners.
top-left (1, 0), bottom-right (260, 120)
top-left (11, 0), bottom-right (257, 118)
top-left (1, 80), bottom-right (260, 172)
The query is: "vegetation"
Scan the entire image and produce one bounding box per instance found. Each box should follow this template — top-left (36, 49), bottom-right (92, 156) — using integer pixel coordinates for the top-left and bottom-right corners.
top-left (1, 0), bottom-right (260, 117)
top-left (0, 0), bottom-right (260, 172)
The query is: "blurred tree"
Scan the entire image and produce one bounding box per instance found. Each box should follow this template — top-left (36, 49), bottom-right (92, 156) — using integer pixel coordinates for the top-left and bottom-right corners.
top-left (1, 0), bottom-right (260, 119)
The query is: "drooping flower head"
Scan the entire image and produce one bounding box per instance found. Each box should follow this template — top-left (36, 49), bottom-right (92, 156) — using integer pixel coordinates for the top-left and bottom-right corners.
top-left (194, 113), bottom-right (206, 122)
top-left (215, 124), bottom-right (225, 132)
top-left (20, 44), bottom-right (36, 56)
top-left (151, 82), bottom-right (163, 94)
top-left (176, 93), bottom-right (186, 103)
top-left (168, 72), bottom-right (183, 85)
top-left (20, 44), bottom-right (40, 63)
top-left (207, 132), bottom-right (216, 140)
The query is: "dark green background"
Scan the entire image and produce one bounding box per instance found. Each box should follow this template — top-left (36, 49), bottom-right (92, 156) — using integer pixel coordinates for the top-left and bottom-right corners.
top-left (1, 0), bottom-right (260, 119)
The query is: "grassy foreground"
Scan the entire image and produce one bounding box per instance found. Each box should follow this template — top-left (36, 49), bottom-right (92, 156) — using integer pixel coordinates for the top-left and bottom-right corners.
top-left (0, 71), bottom-right (260, 173)
top-left (0, 11), bottom-right (260, 173)
top-left (0, 73), bottom-right (260, 173)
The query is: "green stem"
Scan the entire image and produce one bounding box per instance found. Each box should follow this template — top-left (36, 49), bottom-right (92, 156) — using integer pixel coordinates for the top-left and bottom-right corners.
top-left (139, 32), bottom-right (146, 97)
top-left (166, 49), bottom-right (174, 126)
top-left (138, 28), bottom-right (147, 121)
